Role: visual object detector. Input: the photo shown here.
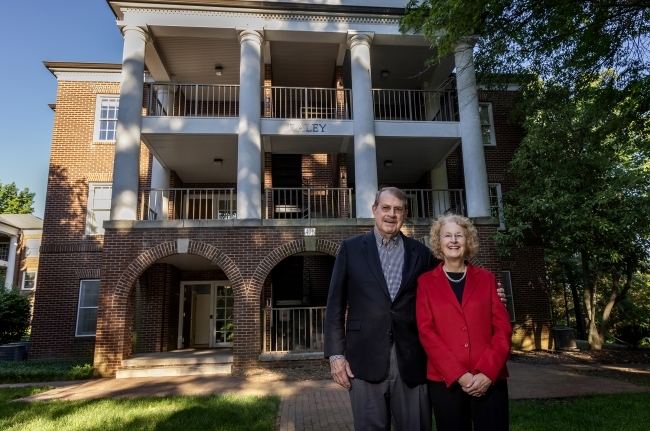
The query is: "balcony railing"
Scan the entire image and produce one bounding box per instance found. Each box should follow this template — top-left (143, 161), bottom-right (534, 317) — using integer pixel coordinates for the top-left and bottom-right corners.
top-left (140, 188), bottom-right (236, 220)
top-left (401, 189), bottom-right (466, 218)
top-left (263, 86), bottom-right (352, 119)
top-left (373, 89), bottom-right (459, 121)
top-left (264, 188), bottom-right (353, 219)
top-left (262, 306), bottom-right (326, 353)
top-left (146, 83), bottom-right (240, 117)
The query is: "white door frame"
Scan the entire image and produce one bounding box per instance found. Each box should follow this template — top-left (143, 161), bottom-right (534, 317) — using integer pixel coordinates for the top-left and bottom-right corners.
top-left (178, 280), bottom-right (232, 349)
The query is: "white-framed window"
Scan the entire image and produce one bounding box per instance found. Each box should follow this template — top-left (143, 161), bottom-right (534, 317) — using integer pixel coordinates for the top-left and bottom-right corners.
top-left (25, 239), bottom-right (40, 258)
top-left (0, 243), bottom-right (8, 261)
top-left (501, 271), bottom-right (516, 322)
top-left (22, 271), bottom-right (37, 290)
top-left (76, 279), bottom-right (100, 337)
top-left (478, 103), bottom-right (497, 146)
top-left (488, 183), bottom-right (505, 230)
top-left (86, 183), bottom-right (112, 235)
top-left (93, 96), bottom-right (119, 142)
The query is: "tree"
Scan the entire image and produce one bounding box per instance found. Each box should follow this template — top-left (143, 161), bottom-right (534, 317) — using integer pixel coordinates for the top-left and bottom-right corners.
top-left (0, 286), bottom-right (31, 345)
top-left (400, 0), bottom-right (650, 86)
top-left (495, 73), bottom-right (650, 348)
top-left (0, 182), bottom-right (35, 214)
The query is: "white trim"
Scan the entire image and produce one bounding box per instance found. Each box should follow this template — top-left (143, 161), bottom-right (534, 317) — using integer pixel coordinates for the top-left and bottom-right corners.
top-left (479, 102), bottom-right (497, 146)
top-left (52, 71), bottom-right (122, 82)
top-left (178, 280), bottom-right (232, 349)
top-left (25, 238), bottom-right (41, 258)
top-left (75, 279), bottom-right (101, 337)
top-left (21, 270), bottom-right (37, 291)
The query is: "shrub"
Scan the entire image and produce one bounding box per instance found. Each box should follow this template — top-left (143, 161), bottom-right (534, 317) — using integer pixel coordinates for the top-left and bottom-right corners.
top-left (0, 286), bottom-right (31, 345)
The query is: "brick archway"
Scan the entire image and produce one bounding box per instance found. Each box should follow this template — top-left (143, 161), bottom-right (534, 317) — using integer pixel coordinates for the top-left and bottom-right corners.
top-left (114, 239), bottom-right (244, 298)
top-left (249, 238), bottom-right (340, 296)
top-left (94, 239), bottom-right (243, 376)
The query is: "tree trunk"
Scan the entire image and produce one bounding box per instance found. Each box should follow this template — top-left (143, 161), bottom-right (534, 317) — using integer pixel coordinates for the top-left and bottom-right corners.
top-left (599, 268), bottom-right (620, 347)
top-left (563, 281), bottom-right (570, 327)
top-left (569, 282), bottom-right (586, 339)
top-left (582, 251), bottom-right (602, 349)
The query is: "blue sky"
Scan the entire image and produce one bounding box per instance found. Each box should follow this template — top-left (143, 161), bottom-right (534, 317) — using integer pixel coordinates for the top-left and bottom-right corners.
top-left (0, 1), bottom-right (124, 217)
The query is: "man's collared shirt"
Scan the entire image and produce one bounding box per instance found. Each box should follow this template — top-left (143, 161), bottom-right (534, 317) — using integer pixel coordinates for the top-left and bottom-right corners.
top-left (374, 228), bottom-right (404, 301)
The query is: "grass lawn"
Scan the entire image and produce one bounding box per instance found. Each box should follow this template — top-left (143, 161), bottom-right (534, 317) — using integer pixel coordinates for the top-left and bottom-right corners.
top-left (0, 387), bottom-right (280, 431)
top-left (0, 361), bottom-right (94, 384)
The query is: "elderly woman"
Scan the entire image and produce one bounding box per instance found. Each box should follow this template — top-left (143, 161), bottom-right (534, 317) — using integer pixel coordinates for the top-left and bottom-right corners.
top-left (416, 214), bottom-right (511, 431)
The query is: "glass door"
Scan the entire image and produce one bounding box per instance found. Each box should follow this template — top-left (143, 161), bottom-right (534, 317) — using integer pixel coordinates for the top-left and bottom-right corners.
top-left (213, 283), bottom-right (234, 347)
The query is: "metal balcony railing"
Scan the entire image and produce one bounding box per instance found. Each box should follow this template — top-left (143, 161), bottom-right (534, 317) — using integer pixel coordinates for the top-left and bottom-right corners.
top-left (146, 83), bottom-right (240, 117)
top-left (139, 188), bottom-right (236, 220)
top-left (264, 187), bottom-right (353, 219)
top-left (372, 89), bottom-right (459, 121)
top-left (402, 189), bottom-right (466, 218)
top-left (262, 306), bottom-right (326, 353)
top-left (263, 86), bottom-right (352, 119)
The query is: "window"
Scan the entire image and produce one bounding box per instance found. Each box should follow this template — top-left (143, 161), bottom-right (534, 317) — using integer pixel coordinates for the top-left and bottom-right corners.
top-left (25, 239), bottom-right (40, 258)
top-left (501, 271), bottom-right (516, 322)
top-left (86, 183), bottom-right (112, 235)
top-left (94, 96), bottom-right (119, 142)
top-left (488, 183), bottom-right (505, 230)
top-left (0, 243), bottom-right (8, 261)
top-left (22, 271), bottom-right (37, 290)
top-left (76, 280), bottom-right (100, 336)
top-left (478, 103), bottom-right (496, 146)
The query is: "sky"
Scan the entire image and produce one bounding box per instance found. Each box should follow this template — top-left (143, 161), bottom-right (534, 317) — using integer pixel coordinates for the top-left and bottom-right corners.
top-left (0, 1), bottom-right (125, 218)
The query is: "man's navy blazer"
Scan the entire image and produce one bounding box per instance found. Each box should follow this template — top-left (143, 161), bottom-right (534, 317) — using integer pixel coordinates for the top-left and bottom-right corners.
top-left (324, 230), bottom-right (433, 387)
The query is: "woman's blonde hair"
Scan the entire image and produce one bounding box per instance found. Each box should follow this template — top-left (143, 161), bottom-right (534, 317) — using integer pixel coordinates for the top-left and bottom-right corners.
top-left (429, 214), bottom-right (479, 260)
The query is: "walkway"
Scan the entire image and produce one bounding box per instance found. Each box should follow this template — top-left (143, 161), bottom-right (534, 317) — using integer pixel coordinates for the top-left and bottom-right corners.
top-left (8, 361), bottom-right (649, 431)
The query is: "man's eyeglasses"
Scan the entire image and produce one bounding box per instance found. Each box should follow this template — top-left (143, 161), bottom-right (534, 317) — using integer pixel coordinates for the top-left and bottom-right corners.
top-left (378, 205), bottom-right (405, 215)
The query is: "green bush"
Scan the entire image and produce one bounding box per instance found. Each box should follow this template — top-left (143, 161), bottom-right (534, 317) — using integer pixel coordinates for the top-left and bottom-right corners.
top-left (0, 360), bottom-right (94, 383)
top-left (0, 286), bottom-right (31, 345)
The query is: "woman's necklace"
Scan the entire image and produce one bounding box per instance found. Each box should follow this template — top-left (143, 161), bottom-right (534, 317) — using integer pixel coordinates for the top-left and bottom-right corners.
top-left (444, 265), bottom-right (467, 283)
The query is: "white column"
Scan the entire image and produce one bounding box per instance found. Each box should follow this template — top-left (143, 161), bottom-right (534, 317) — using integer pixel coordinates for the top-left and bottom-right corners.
top-left (236, 29), bottom-right (263, 219)
top-left (347, 32), bottom-right (378, 218)
top-left (150, 158), bottom-right (170, 220)
top-left (454, 39), bottom-right (490, 218)
top-left (4, 236), bottom-right (18, 289)
top-left (110, 26), bottom-right (149, 221)
top-left (431, 163), bottom-right (449, 218)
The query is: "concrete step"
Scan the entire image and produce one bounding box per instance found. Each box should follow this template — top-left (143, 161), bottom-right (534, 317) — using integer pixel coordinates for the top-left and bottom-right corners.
top-left (121, 353), bottom-right (233, 368)
top-left (116, 363), bottom-right (232, 379)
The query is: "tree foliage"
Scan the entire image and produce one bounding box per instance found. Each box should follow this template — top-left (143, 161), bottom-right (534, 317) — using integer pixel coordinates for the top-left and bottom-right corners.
top-left (495, 73), bottom-right (650, 347)
top-left (401, 0), bottom-right (650, 85)
top-left (0, 182), bottom-right (35, 214)
top-left (0, 287), bottom-right (31, 345)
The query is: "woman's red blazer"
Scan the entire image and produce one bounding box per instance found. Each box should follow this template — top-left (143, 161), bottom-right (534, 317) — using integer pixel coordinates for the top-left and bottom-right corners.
top-left (416, 262), bottom-right (512, 387)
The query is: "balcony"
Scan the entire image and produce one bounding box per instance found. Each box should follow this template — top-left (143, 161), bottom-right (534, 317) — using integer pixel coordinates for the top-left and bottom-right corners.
top-left (140, 188), bottom-right (236, 221)
top-left (263, 86), bottom-right (352, 120)
top-left (147, 83), bottom-right (240, 117)
top-left (402, 189), bottom-right (466, 218)
top-left (264, 188), bottom-right (353, 219)
top-left (373, 89), bottom-right (459, 122)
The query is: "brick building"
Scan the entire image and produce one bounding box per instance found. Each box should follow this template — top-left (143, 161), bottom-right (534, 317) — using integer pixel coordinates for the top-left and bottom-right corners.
top-left (0, 214), bottom-right (42, 293)
top-left (31, 0), bottom-right (551, 377)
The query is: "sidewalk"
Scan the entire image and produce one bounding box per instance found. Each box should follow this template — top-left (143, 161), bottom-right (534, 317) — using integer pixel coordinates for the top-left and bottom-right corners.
top-left (8, 361), bottom-right (649, 431)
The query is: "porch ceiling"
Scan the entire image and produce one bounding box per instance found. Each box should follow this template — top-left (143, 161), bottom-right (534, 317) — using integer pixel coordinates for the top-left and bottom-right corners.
top-left (147, 27), bottom-right (446, 90)
top-left (349, 137), bottom-right (460, 185)
top-left (266, 135), bottom-right (347, 154)
top-left (143, 134), bottom-right (239, 184)
top-left (158, 254), bottom-right (216, 270)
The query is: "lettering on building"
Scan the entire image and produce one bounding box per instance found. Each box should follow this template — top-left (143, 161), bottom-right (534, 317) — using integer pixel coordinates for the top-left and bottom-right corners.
top-left (287, 123), bottom-right (327, 133)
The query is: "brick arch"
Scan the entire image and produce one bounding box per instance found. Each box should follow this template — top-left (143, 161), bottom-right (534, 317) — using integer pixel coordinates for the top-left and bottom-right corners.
top-left (249, 238), bottom-right (340, 296)
top-left (114, 240), bottom-right (244, 300)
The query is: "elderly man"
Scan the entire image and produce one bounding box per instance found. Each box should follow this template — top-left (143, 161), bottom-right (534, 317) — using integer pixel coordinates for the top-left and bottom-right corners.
top-left (324, 187), bottom-right (505, 430)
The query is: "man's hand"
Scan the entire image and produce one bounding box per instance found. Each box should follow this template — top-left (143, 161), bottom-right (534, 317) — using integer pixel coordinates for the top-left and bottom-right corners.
top-left (463, 373), bottom-right (491, 397)
top-left (330, 357), bottom-right (354, 389)
top-left (497, 282), bottom-right (507, 305)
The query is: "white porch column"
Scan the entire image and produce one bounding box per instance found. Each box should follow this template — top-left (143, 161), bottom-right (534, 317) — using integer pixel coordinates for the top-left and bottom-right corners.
top-left (110, 26), bottom-right (149, 220)
top-left (348, 32), bottom-right (378, 218)
top-left (4, 236), bottom-right (18, 289)
top-left (150, 158), bottom-right (170, 220)
top-left (236, 29), bottom-right (264, 219)
top-left (454, 39), bottom-right (490, 218)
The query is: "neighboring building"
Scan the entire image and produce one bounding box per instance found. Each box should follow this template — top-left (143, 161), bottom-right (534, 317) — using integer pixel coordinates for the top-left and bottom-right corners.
top-left (31, 0), bottom-right (551, 377)
top-left (0, 214), bottom-right (43, 292)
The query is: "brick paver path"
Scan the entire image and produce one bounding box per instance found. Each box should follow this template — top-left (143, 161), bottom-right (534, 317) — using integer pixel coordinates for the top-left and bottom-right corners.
top-left (9, 361), bottom-right (649, 431)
